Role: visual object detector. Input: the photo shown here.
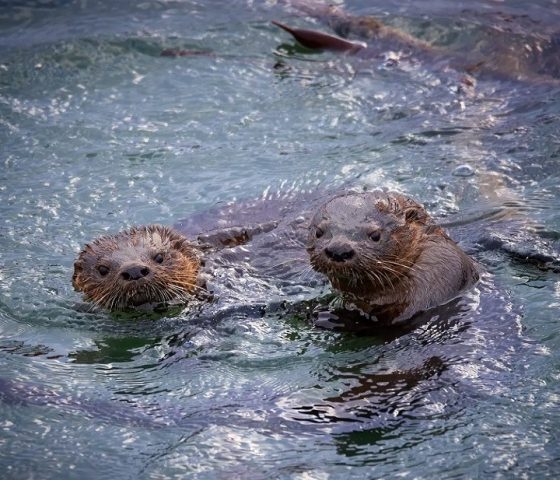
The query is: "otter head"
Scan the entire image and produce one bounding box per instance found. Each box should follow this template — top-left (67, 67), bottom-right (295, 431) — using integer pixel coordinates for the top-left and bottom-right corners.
top-left (72, 225), bottom-right (200, 311)
top-left (307, 191), bottom-right (430, 297)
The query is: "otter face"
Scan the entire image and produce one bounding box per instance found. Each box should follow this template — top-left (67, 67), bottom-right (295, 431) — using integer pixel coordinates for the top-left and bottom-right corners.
top-left (307, 191), bottom-right (426, 294)
top-left (72, 225), bottom-right (200, 311)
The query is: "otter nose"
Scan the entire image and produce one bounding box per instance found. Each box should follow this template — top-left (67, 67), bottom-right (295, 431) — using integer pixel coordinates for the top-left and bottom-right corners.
top-left (121, 265), bottom-right (150, 281)
top-left (324, 243), bottom-right (355, 262)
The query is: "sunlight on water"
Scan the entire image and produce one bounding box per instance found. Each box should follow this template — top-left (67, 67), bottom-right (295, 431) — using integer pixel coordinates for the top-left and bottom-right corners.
top-left (1, 0), bottom-right (560, 478)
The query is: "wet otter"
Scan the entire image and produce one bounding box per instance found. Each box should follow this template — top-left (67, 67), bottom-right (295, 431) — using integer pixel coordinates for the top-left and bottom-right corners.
top-left (72, 225), bottom-right (201, 311)
top-left (73, 190), bottom-right (552, 317)
top-left (72, 200), bottom-right (302, 311)
top-left (307, 191), bottom-right (480, 325)
top-left (274, 1), bottom-right (560, 83)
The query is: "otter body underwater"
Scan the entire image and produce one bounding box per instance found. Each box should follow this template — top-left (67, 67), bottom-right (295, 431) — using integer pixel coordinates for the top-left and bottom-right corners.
top-left (73, 190), bottom-right (488, 329)
top-left (272, 1), bottom-right (560, 84)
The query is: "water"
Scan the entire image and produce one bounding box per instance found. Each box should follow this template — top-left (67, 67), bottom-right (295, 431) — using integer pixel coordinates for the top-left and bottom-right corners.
top-left (1, 0), bottom-right (560, 478)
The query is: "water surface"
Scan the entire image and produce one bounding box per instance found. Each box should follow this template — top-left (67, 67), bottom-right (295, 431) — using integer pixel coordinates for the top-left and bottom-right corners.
top-left (1, 0), bottom-right (560, 478)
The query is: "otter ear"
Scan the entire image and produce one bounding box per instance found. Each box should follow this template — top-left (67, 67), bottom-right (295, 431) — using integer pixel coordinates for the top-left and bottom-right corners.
top-left (72, 245), bottom-right (90, 291)
top-left (404, 206), bottom-right (427, 224)
top-left (172, 239), bottom-right (186, 251)
top-left (72, 262), bottom-right (83, 291)
top-left (173, 238), bottom-right (196, 255)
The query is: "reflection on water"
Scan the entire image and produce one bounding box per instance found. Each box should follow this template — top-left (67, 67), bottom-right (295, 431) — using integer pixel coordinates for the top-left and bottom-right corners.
top-left (1, 0), bottom-right (560, 478)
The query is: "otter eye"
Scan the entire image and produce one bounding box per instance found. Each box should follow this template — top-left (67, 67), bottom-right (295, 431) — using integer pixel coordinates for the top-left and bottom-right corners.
top-left (315, 228), bottom-right (324, 239)
top-left (153, 253), bottom-right (164, 264)
top-left (369, 230), bottom-right (381, 242)
top-left (97, 265), bottom-right (110, 276)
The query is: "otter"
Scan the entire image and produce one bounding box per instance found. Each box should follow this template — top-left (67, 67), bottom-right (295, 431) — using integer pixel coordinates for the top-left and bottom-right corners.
top-left (73, 190), bottom-right (553, 317)
top-left (72, 201), bottom-right (300, 311)
top-left (307, 191), bottom-right (480, 325)
top-left (72, 225), bottom-right (202, 311)
top-left (273, 2), bottom-right (560, 83)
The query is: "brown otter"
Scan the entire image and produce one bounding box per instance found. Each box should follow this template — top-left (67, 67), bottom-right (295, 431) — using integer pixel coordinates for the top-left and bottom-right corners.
top-left (74, 190), bottom-right (554, 317)
top-left (72, 206), bottom-right (292, 311)
top-left (72, 225), bottom-right (202, 311)
top-left (307, 191), bottom-right (480, 325)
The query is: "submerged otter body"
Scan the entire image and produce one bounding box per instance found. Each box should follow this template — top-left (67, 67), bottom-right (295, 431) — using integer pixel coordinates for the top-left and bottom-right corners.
top-left (73, 225), bottom-right (201, 311)
top-left (307, 191), bottom-right (480, 325)
top-left (274, 2), bottom-right (560, 84)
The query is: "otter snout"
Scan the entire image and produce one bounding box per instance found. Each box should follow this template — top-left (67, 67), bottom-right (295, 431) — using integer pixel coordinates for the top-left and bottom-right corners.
top-left (120, 264), bottom-right (151, 281)
top-left (324, 241), bottom-right (355, 262)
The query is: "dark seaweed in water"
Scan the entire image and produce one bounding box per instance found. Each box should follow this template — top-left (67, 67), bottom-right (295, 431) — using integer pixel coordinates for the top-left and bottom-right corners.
top-left (1, 0), bottom-right (560, 478)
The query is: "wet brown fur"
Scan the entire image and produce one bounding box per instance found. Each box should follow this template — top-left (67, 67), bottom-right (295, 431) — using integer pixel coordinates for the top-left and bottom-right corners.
top-left (73, 225), bottom-right (200, 311)
top-left (307, 191), bottom-right (479, 324)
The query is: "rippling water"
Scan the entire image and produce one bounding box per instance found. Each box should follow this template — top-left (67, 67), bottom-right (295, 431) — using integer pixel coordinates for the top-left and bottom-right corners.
top-left (1, 1), bottom-right (560, 478)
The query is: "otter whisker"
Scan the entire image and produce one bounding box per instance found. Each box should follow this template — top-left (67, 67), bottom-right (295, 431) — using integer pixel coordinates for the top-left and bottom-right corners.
top-left (94, 287), bottom-right (117, 310)
top-left (358, 253), bottom-right (414, 281)
top-left (165, 284), bottom-right (194, 300)
top-left (380, 257), bottom-right (418, 271)
top-left (166, 277), bottom-right (201, 292)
